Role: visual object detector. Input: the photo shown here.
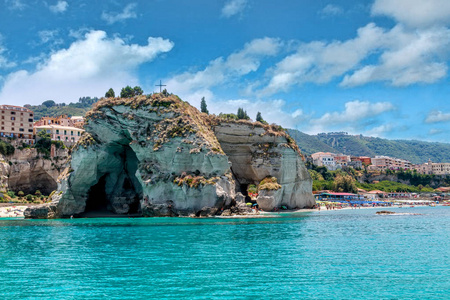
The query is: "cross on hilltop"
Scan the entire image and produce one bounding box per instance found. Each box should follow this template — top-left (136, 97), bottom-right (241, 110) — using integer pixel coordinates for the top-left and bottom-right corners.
top-left (155, 80), bottom-right (166, 93)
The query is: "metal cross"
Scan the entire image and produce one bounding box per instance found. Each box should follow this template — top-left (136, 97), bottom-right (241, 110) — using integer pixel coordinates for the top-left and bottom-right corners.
top-left (155, 80), bottom-right (166, 93)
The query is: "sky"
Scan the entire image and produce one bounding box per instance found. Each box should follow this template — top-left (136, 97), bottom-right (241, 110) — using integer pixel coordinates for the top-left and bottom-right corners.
top-left (0, 0), bottom-right (449, 142)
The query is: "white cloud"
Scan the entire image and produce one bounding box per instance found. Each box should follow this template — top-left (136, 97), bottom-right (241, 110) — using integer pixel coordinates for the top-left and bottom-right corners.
top-left (0, 30), bottom-right (174, 105)
top-left (0, 35), bottom-right (16, 69)
top-left (341, 25), bottom-right (450, 87)
top-left (102, 3), bottom-right (137, 25)
top-left (372, 0), bottom-right (450, 28)
top-left (221, 0), bottom-right (248, 18)
top-left (429, 128), bottom-right (443, 135)
top-left (261, 23), bottom-right (385, 95)
top-left (37, 30), bottom-right (63, 46)
top-left (49, 1), bottom-right (68, 13)
top-left (308, 100), bottom-right (395, 133)
top-left (5, 0), bottom-right (26, 10)
top-left (166, 37), bottom-right (281, 95)
top-left (261, 23), bottom-right (450, 94)
top-left (425, 110), bottom-right (450, 123)
top-left (320, 4), bottom-right (343, 16)
top-left (364, 124), bottom-right (394, 137)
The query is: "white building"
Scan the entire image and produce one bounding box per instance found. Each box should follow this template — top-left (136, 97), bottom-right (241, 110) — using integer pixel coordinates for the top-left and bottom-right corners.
top-left (311, 152), bottom-right (337, 170)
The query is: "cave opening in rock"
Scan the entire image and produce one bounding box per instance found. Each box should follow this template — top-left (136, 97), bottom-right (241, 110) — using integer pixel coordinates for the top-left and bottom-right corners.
top-left (84, 174), bottom-right (109, 213)
top-left (83, 145), bottom-right (143, 217)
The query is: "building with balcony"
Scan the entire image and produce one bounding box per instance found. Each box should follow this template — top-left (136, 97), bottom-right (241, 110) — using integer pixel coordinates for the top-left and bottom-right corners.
top-left (0, 105), bottom-right (35, 144)
top-left (34, 125), bottom-right (84, 145)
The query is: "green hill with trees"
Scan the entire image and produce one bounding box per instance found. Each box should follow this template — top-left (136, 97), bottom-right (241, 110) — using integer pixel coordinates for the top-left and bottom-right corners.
top-left (288, 129), bottom-right (450, 164)
top-left (25, 97), bottom-right (98, 120)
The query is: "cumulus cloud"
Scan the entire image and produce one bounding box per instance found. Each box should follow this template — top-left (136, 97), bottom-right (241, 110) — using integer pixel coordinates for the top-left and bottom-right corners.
top-left (102, 3), bottom-right (137, 24)
top-left (320, 4), bottom-right (343, 16)
top-left (260, 22), bottom-right (450, 94)
top-left (341, 26), bottom-right (450, 87)
top-left (372, 0), bottom-right (450, 28)
top-left (166, 37), bottom-right (282, 95)
top-left (425, 110), bottom-right (450, 123)
top-left (310, 100), bottom-right (395, 131)
top-left (221, 0), bottom-right (248, 18)
top-left (0, 30), bottom-right (174, 105)
top-left (49, 1), bottom-right (68, 13)
top-left (261, 23), bottom-right (384, 95)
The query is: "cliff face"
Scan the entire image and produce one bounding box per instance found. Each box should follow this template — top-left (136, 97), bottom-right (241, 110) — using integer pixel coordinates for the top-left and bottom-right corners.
top-left (214, 122), bottom-right (314, 210)
top-left (25, 93), bottom-right (314, 218)
top-left (0, 148), bottom-right (68, 195)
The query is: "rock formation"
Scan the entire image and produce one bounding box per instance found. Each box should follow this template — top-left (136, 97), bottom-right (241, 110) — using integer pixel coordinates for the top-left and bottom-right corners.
top-left (0, 148), bottom-right (68, 195)
top-left (25, 93), bottom-right (314, 218)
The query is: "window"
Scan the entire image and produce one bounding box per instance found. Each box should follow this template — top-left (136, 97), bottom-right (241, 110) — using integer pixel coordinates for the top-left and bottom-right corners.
top-left (21, 113), bottom-right (23, 115)
top-left (57, 136), bottom-right (60, 141)
top-left (28, 129), bottom-right (33, 133)
top-left (20, 123), bottom-right (23, 126)
top-left (65, 137), bottom-right (68, 141)
top-left (30, 113), bottom-right (33, 117)
top-left (46, 130), bottom-right (50, 134)
top-left (56, 130), bottom-right (59, 134)
top-left (11, 128), bottom-right (14, 131)
top-left (12, 123), bottom-right (14, 126)
top-left (19, 128), bottom-right (24, 132)
top-left (11, 117), bottom-right (15, 120)
top-left (71, 137), bottom-right (74, 142)
top-left (78, 131), bottom-right (80, 136)
top-left (64, 130), bottom-right (67, 135)
top-left (1, 127), bottom-right (3, 130)
top-left (11, 112), bottom-right (15, 115)
top-left (28, 119), bottom-right (33, 122)
top-left (71, 131), bottom-right (73, 136)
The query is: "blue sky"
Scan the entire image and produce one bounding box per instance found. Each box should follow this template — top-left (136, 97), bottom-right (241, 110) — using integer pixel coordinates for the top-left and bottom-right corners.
top-left (0, 0), bottom-right (449, 142)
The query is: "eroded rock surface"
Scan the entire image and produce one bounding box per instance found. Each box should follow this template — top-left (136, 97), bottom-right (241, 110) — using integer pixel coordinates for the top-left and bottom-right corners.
top-left (25, 93), bottom-right (314, 219)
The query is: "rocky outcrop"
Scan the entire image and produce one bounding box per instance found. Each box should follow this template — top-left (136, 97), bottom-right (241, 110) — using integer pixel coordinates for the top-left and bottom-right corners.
top-left (0, 148), bottom-right (68, 195)
top-left (25, 93), bottom-right (314, 219)
top-left (214, 122), bottom-right (314, 210)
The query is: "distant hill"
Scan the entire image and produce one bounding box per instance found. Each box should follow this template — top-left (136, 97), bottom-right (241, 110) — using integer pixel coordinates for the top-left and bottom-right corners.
top-left (25, 97), bottom-right (98, 120)
top-left (287, 129), bottom-right (450, 164)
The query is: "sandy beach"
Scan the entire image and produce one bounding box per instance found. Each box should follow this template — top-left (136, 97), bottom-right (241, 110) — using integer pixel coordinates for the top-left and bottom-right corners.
top-left (0, 203), bottom-right (41, 218)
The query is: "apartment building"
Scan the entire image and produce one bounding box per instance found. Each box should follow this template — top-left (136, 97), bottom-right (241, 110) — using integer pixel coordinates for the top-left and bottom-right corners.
top-left (0, 105), bottom-right (35, 144)
top-left (34, 125), bottom-right (84, 145)
top-left (34, 115), bottom-right (85, 128)
top-left (416, 160), bottom-right (450, 175)
top-left (370, 156), bottom-right (412, 170)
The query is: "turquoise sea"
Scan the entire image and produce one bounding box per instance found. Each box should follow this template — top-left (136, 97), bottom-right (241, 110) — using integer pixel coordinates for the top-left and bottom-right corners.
top-left (0, 206), bottom-right (449, 299)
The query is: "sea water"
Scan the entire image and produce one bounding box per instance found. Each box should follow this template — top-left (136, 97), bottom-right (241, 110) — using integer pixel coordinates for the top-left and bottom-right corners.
top-left (0, 206), bottom-right (449, 299)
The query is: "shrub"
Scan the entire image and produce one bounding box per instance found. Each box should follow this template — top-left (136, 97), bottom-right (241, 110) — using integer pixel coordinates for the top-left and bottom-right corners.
top-left (17, 191), bottom-right (24, 197)
top-left (258, 177), bottom-right (282, 191)
top-left (35, 190), bottom-right (42, 197)
top-left (25, 194), bottom-right (33, 201)
top-left (6, 191), bottom-right (16, 198)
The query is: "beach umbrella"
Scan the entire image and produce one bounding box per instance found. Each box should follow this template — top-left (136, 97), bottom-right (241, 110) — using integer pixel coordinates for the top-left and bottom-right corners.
top-left (246, 203), bottom-right (252, 206)
top-left (252, 203), bottom-right (258, 207)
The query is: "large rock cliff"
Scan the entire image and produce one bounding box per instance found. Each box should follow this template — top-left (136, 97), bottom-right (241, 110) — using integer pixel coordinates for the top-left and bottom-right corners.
top-left (0, 148), bottom-right (68, 195)
top-left (25, 93), bottom-right (314, 218)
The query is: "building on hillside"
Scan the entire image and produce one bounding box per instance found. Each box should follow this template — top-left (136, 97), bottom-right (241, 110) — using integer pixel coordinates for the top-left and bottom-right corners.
top-left (311, 152), bottom-right (337, 170)
top-left (415, 159), bottom-right (450, 175)
top-left (351, 156), bottom-right (372, 166)
top-left (34, 125), bottom-right (84, 145)
top-left (334, 155), bottom-right (351, 167)
top-left (370, 156), bottom-right (412, 170)
top-left (0, 105), bottom-right (35, 144)
top-left (70, 116), bottom-right (85, 128)
top-left (34, 115), bottom-right (85, 128)
top-left (348, 160), bottom-right (362, 169)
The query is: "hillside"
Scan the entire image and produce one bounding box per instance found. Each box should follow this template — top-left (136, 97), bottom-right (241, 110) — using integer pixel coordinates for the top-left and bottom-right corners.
top-left (287, 129), bottom-right (450, 164)
top-left (25, 97), bottom-right (98, 120)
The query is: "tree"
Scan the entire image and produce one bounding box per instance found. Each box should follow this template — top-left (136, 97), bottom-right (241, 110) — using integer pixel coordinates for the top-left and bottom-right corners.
top-left (237, 107), bottom-right (249, 120)
top-left (333, 172), bottom-right (357, 193)
top-left (200, 97), bottom-right (209, 114)
top-left (35, 190), bottom-right (42, 197)
top-left (120, 86), bottom-right (134, 98)
top-left (256, 112), bottom-right (263, 122)
top-left (133, 86), bottom-right (143, 96)
top-left (42, 100), bottom-right (56, 108)
top-left (105, 88), bottom-right (115, 98)
top-left (120, 85), bottom-right (143, 98)
top-left (18, 191), bottom-right (24, 198)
